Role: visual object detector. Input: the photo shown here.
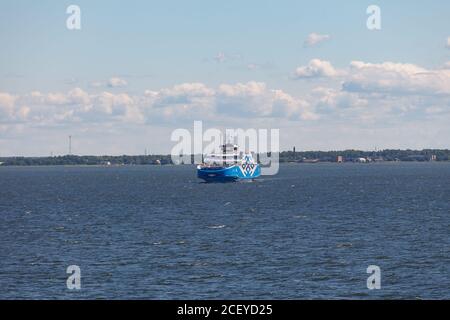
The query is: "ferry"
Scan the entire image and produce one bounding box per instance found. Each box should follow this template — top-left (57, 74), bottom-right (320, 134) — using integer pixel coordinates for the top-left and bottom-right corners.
top-left (197, 144), bottom-right (261, 182)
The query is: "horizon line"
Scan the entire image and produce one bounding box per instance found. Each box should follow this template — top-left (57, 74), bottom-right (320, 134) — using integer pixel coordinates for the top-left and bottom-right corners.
top-left (1, 148), bottom-right (450, 158)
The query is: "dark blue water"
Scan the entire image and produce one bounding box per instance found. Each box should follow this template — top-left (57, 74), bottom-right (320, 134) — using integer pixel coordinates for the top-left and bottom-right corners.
top-left (1, 163), bottom-right (449, 299)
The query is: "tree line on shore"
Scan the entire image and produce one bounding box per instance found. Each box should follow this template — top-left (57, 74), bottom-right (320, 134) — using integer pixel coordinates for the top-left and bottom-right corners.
top-left (0, 149), bottom-right (449, 166)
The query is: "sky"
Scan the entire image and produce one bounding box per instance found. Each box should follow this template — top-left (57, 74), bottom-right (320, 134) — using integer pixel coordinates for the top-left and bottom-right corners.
top-left (0, 0), bottom-right (450, 156)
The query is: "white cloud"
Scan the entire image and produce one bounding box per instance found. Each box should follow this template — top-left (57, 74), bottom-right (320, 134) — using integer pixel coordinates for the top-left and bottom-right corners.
top-left (0, 93), bottom-right (31, 122)
top-left (46, 92), bottom-right (70, 105)
top-left (2, 61), bottom-right (449, 136)
top-left (96, 92), bottom-right (133, 114)
top-left (314, 87), bottom-right (368, 109)
top-left (217, 82), bottom-right (275, 117)
top-left (293, 60), bottom-right (450, 96)
top-left (0, 92), bottom-right (17, 118)
top-left (146, 83), bottom-right (216, 122)
top-left (159, 83), bottom-right (215, 99)
top-left (218, 81), bottom-right (266, 97)
top-left (0, 82), bottom-right (318, 126)
top-left (304, 32), bottom-right (331, 47)
top-left (68, 88), bottom-right (91, 106)
top-left (293, 59), bottom-right (338, 79)
top-left (343, 61), bottom-right (450, 95)
top-left (24, 88), bottom-right (90, 107)
top-left (212, 52), bottom-right (242, 63)
top-left (107, 77), bottom-right (128, 88)
top-left (216, 82), bottom-right (315, 120)
top-left (272, 89), bottom-right (317, 120)
top-left (2, 67), bottom-right (450, 155)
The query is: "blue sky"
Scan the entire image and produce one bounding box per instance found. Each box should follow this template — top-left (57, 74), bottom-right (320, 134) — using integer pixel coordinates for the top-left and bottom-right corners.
top-left (1, 1), bottom-right (450, 155)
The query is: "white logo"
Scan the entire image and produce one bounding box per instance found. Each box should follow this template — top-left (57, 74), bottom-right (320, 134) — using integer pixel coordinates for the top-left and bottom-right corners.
top-left (239, 155), bottom-right (258, 177)
top-left (66, 265), bottom-right (81, 290)
top-left (366, 5), bottom-right (381, 30)
top-left (66, 5), bottom-right (81, 30)
top-left (366, 265), bottom-right (381, 290)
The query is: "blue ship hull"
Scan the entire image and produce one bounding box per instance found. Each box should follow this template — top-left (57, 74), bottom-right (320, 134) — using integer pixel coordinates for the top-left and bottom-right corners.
top-left (197, 164), bottom-right (261, 183)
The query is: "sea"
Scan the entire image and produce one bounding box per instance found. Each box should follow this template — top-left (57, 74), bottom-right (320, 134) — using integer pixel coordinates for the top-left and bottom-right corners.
top-left (0, 162), bottom-right (449, 299)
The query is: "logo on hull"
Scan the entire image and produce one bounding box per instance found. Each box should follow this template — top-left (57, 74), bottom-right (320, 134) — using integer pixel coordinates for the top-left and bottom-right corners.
top-left (240, 155), bottom-right (258, 177)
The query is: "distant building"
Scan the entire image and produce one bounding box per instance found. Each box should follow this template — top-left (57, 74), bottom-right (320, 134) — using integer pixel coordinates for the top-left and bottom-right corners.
top-left (430, 154), bottom-right (437, 161)
top-left (337, 155), bottom-right (343, 163)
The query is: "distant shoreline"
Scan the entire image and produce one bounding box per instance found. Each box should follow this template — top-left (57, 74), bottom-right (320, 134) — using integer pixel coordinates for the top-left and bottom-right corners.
top-left (0, 149), bottom-right (449, 166)
top-left (1, 162), bottom-right (449, 169)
